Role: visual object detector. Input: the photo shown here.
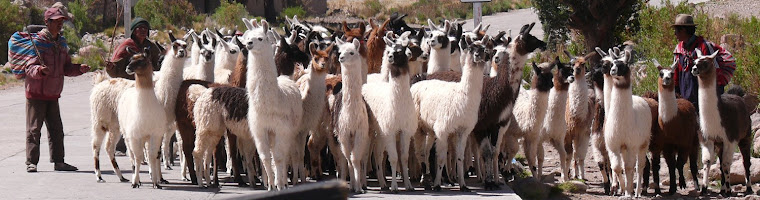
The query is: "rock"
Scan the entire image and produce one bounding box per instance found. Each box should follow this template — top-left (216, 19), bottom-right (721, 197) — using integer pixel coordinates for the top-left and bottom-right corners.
top-left (754, 129), bottom-right (760, 155)
top-left (511, 176), bottom-right (550, 200)
top-left (708, 153), bottom-right (760, 184)
top-left (78, 45), bottom-right (105, 58)
top-left (752, 113), bottom-right (760, 131)
top-left (563, 180), bottom-right (588, 193)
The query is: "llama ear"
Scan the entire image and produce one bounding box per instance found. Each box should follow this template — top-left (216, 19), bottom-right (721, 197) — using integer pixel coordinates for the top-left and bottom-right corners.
top-left (708, 50), bottom-right (719, 59)
top-left (309, 43), bottom-right (318, 56)
top-left (474, 23), bottom-right (483, 33)
top-left (191, 32), bottom-right (201, 49)
top-left (443, 21), bottom-right (452, 34)
top-left (532, 62), bottom-right (540, 74)
top-left (494, 31), bottom-right (506, 43)
top-left (519, 24), bottom-right (529, 35)
top-left (126, 47), bottom-right (137, 55)
top-left (554, 56), bottom-right (562, 67)
top-left (384, 37), bottom-right (394, 47)
top-left (416, 28), bottom-right (425, 41)
top-left (261, 20), bottom-right (270, 32)
top-left (465, 36), bottom-right (474, 47)
top-left (613, 47), bottom-right (621, 57)
top-left (342, 21), bottom-right (350, 32)
top-left (233, 36), bottom-right (244, 49)
top-left (352, 38), bottom-right (361, 50)
top-left (250, 18), bottom-right (259, 28)
top-left (400, 31), bottom-right (411, 40)
top-left (335, 37), bottom-right (346, 46)
top-left (651, 58), bottom-right (662, 69)
top-left (624, 50), bottom-right (632, 64)
top-left (266, 30), bottom-right (276, 43)
top-left (657, 65), bottom-right (663, 71)
top-left (595, 47), bottom-right (607, 57)
top-left (288, 30), bottom-right (298, 44)
top-left (526, 22), bottom-right (536, 34)
top-left (694, 48), bottom-right (703, 57)
top-left (293, 15), bottom-right (300, 24)
top-left (381, 19), bottom-right (391, 31)
top-left (483, 24), bottom-right (491, 33)
top-left (358, 22), bottom-right (367, 35)
top-left (279, 38), bottom-right (289, 51)
top-left (427, 19), bottom-right (437, 31)
top-left (608, 49), bottom-right (617, 59)
top-left (242, 18), bottom-right (253, 30)
top-left (369, 19), bottom-right (378, 30)
top-left (168, 31), bottom-right (177, 43)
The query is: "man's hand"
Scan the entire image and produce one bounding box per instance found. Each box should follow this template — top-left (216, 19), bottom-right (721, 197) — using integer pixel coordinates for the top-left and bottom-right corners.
top-left (80, 64), bottom-right (91, 73)
top-left (40, 66), bottom-right (50, 76)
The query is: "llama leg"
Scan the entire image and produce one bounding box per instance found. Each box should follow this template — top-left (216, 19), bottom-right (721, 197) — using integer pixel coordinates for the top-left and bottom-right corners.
top-left (635, 148), bottom-right (647, 198)
top-left (105, 132), bottom-right (128, 182)
top-left (92, 126), bottom-right (106, 182)
top-left (296, 132), bottom-right (309, 185)
top-left (622, 150), bottom-right (636, 197)
top-left (456, 133), bottom-right (470, 192)
top-left (374, 136), bottom-right (388, 191)
top-left (610, 151), bottom-right (624, 196)
top-left (739, 136), bottom-right (753, 195)
top-left (239, 140), bottom-right (258, 188)
top-left (351, 134), bottom-right (370, 194)
top-left (182, 133), bottom-right (198, 184)
top-left (254, 131), bottom-right (275, 191)
top-left (551, 137), bottom-right (569, 182)
top-left (162, 127), bottom-right (175, 170)
top-left (670, 148), bottom-right (685, 194)
top-left (720, 143), bottom-right (734, 197)
top-left (384, 135), bottom-right (401, 193)
top-left (651, 150), bottom-right (663, 195)
top-left (675, 149), bottom-right (688, 190)
top-left (433, 136), bottom-right (448, 191)
top-left (272, 136), bottom-right (290, 191)
top-left (339, 138), bottom-right (359, 193)
top-left (523, 137), bottom-right (539, 179)
top-left (129, 138), bottom-right (145, 188)
top-left (563, 136), bottom-right (575, 179)
top-left (176, 132), bottom-right (187, 180)
top-left (307, 131), bottom-right (325, 180)
top-left (575, 133), bottom-right (590, 181)
top-left (536, 142), bottom-right (545, 180)
top-left (700, 140), bottom-right (715, 195)
top-left (689, 145), bottom-right (700, 190)
top-left (149, 135), bottom-right (163, 189)
top-left (192, 139), bottom-right (208, 188)
top-left (399, 133), bottom-right (414, 191)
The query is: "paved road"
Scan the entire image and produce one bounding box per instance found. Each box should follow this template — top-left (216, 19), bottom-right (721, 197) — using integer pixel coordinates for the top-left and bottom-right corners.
top-left (0, 73), bottom-right (521, 199)
top-left (464, 8), bottom-right (544, 40)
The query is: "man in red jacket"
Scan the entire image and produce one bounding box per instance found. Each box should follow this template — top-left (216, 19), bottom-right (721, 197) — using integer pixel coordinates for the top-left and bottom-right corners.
top-left (24, 7), bottom-right (90, 172)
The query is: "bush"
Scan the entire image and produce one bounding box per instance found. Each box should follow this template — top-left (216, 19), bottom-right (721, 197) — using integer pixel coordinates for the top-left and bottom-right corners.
top-left (212, 1), bottom-right (252, 30)
top-left (0, 0), bottom-right (27, 64)
top-left (281, 6), bottom-right (307, 19)
top-left (63, 26), bottom-right (82, 55)
top-left (134, 0), bottom-right (203, 30)
top-left (68, 0), bottom-right (101, 34)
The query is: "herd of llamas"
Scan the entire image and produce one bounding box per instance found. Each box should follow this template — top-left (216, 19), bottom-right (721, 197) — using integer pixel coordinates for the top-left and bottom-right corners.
top-left (87, 15), bottom-right (757, 198)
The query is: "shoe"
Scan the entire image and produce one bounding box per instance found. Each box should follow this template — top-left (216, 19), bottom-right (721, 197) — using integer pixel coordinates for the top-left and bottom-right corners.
top-left (54, 163), bottom-right (78, 171)
top-left (115, 151), bottom-right (127, 157)
top-left (27, 164), bottom-right (37, 173)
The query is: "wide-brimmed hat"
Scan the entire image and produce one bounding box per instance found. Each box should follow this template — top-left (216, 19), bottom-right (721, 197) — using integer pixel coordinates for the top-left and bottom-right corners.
top-left (672, 14), bottom-right (697, 27)
top-left (44, 7), bottom-right (68, 21)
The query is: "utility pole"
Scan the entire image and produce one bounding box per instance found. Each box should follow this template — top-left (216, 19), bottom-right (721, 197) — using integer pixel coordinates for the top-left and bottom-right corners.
top-left (461, 0), bottom-right (491, 27)
top-left (123, 0), bottom-right (138, 37)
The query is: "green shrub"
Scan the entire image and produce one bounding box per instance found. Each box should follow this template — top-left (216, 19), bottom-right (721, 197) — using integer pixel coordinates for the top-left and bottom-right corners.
top-left (281, 6), bottom-right (307, 19)
top-left (212, 1), bottom-right (252, 30)
top-left (134, 0), bottom-right (203, 30)
top-left (360, 0), bottom-right (383, 18)
top-left (63, 26), bottom-right (82, 54)
top-left (0, 0), bottom-right (27, 64)
top-left (68, 0), bottom-right (101, 34)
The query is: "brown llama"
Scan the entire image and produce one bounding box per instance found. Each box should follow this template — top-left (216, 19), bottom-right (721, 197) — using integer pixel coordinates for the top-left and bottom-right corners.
top-left (366, 19), bottom-right (391, 74)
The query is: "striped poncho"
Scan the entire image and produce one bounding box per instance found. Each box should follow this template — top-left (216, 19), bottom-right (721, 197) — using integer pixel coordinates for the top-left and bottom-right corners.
top-left (7, 31), bottom-right (67, 79)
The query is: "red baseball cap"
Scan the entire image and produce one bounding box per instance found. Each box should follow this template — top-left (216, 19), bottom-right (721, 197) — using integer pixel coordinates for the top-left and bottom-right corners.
top-left (44, 7), bottom-right (68, 21)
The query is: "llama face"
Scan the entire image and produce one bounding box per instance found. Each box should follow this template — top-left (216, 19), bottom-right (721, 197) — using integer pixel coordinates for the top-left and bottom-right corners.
top-left (462, 36), bottom-right (490, 64)
top-left (556, 59), bottom-right (574, 86)
top-left (427, 19), bottom-right (451, 50)
top-left (342, 21), bottom-right (366, 42)
top-left (309, 43), bottom-right (331, 73)
top-left (276, 38), bottom-right (310, 67)
top-left (168, 32), bottom-right (188, 58)
top-left (610, 51), bottom-right (633, 88)
top-left (410, 29), bottom-right (429, 62)
top-left (337, 38), bottom-right (362, 65)
top-left (514, 23), bottom-right (547, 54)
top-left (241, 20), bottom-right (274, 53)
top-left (125, 47), bottom-right (152, 75)
top-left (658, 64), bottom-right (675, 86)
top-left (588, 64), bottom-right (605, 87)
top-left (532, 62), bottom-right (555, 92)
top-left (691, 49), bottom-right (719, 77)
top-left (569, 58), bottom-right (587, 83)
top-left (387, 39), bottom-right (410, 78)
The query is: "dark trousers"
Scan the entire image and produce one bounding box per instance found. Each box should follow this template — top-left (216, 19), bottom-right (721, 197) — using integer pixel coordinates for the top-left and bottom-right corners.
top-left (26, 99), bottom-right (65, 165)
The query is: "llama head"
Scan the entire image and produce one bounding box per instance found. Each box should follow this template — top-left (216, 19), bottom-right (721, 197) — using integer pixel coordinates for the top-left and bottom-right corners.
top-left (276, 35), bottom-right (310, 69)
top-left (125, 47), bottom-right (153, 76)
top-left (594, 47), bottom-right (614, 76)
top-left (409, 28), bottom-right (428, 62)
top-left (342, 21), bottom-right (366, 42)
top-left (241, 19), bottom-right (275, 54)
top-left (554, 57), bottom-right (573, 89)
top-left (383, 32), bottom-right (411, 77)
top-left (491, 32), bottom-right (512, 72)
top-left (196, 33), bottom-right (216, 64)
top-left (427, 19), bottom-right (451, 50)
top-left (513, 23), bottom-right (546, 55)
top-left (656, 60), bottom-right (676, 90)
top-left (167, 31), bottom-right (188, 58)
top-left (587, 64), bottom-right (605, 88)
top-left (337, 38), bottom-right (362, 66)
top-left (566, 51), bottom-right (588, 83)
top-left (369, 19), bottom-right (391, 41)
top-left (215, 34), bottom-right (241, 63)
top-left (449, 23), bottom-right (464, 54)
top-left (531, 61), bottom-right (555, 92)
top-left (461, 35), bottom-right (490, 65)
top-left (610, 50), bottom-right (633, 88)
top-left (691, 49), bottom-right (719, 79)
top-left (309, 43), bottom-right (331, 73)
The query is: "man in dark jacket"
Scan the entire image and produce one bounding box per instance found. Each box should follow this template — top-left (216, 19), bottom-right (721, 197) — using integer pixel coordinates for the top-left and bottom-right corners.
top-left (107, 17), bottom-right (161, 79)
top-left (24, 7), bottom-right (90, 172)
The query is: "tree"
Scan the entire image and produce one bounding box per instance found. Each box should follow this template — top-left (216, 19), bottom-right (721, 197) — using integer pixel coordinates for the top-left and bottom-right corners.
top-left (533, 0), bottom-right (642, 63)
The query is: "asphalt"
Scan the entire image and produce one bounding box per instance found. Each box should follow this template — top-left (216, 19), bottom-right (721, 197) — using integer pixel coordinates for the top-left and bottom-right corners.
top-left (0, 73), bottom-right (522, 199)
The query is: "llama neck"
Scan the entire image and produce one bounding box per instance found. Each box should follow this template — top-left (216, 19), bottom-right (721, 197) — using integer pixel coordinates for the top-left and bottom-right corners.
top-left (246, 49), bottom-right (278, 95)
top-left (603, 74), bottom-right (612, 112)
top-left (216, 53), bottom-right (237, 71)
top-left (379, 51), bottom-right (391, 82)
top-left (427, 46), bottom-right (451, 73)
top-left (135, 72), bottom-right (155, 90)
top-left (155, 50), bottom-right (187, 107)
top-left (593, 83), bottom-right (604, 105)
top-left (697, 76), bottom-right (721, 135)
top-left (528, 89), bottom-right (551, 128)
top-left (658, 86), bottom-right (678, 122)
top-left (450, 51), bottom-right (462, 72)
top-left (547, 88), bottom-right (569, 122)
top-left (390, 68), bottom-right (412, 99)
top-left (568, 76), bottom-right (589, 118)
top-left (341, 61), bottom-right (364, 103)
top-left (609, 83), bottom-right (633, 118)
top-left (197, 59), bottom-right (215, 82)
top-left (507, 52), bottom-right (528, 94)
top-left (460, 55), bottom-right (485, 96)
